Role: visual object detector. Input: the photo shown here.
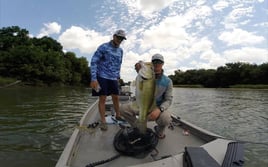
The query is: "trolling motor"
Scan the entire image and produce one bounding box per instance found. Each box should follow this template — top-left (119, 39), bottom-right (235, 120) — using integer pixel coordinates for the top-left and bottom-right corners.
top-left (113, 126), bottom-right (159, 158)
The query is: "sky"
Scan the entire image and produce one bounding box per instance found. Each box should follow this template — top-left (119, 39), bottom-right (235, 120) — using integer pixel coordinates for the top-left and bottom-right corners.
top-left (1, 0), bottom-right (268, 82)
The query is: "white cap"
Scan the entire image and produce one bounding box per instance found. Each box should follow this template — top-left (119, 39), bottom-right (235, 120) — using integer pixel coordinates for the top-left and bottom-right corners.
top-left (114, 30), bottom-right (127, 40)
top-left (152, 53), bottom-right (164, 62)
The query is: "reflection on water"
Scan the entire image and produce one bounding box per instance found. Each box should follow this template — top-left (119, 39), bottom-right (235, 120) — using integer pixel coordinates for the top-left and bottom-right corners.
top-left (0, 87), bottom-right (267, 167)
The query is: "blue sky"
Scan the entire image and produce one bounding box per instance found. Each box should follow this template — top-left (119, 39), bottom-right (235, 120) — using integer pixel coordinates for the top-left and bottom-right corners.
top-left (1, 0), bottom-right (267, 82)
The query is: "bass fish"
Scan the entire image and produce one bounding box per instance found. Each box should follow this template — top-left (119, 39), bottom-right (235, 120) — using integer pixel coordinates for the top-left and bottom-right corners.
top-left (135, 61), bottom-right (156, 134)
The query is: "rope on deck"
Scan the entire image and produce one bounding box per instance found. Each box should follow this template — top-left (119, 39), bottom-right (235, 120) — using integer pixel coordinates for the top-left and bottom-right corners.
top-left (85, 154), bottom-right (121, 167)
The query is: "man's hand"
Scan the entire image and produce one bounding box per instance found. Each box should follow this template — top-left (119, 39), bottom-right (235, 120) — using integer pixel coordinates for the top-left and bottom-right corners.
top-left (147, 107), bottom-right (161, 121)
top-left (90, 80), bottom-right (99, 90)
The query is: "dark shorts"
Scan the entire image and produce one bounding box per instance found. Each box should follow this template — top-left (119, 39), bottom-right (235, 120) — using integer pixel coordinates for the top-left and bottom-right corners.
top-left (92, 76), bottom-right (119, 96)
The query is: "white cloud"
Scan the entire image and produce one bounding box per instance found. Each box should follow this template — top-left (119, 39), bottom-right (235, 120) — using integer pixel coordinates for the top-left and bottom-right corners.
top-left (119, 0), bottom-right (176, 18)
top-left (223, 47), bottom-right (268, 64)
top-left (229, 7), bottom-right (253, 21)
top-left (138, 0), bottom-right (176, 13)
top-left (254, 22), bottom-right (268, 27)
top-left (213, 1), bottom-right (229, 11)
top-left (141, 26), bottom-right (189, 50)
top-left (139, 14), bottom-right (193, 52)
top-left (37, 22), bottom-right (61, 38)
top-left (58, 26), bottom-right (110, 54)
top-left (200, 50), bottom-right (227, 68)
top-left (218, 28), bottom-right (265, 46)
top-left (185, 5), bottom-right (212, 21)
top-left (190, 37), bottom-right (213, 54)
top-left (224, 6), bottom-right (254, 29)
top-left (56, 0), bottom-right (267, 82)
top-left (2, 0), bottom-right (268, 83)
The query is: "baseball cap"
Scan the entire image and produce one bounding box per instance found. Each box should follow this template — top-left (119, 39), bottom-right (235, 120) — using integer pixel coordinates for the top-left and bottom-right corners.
top-left (114, 30), bottom-right (127, 40)
top-left (152, 53), bottom-right (164, 63)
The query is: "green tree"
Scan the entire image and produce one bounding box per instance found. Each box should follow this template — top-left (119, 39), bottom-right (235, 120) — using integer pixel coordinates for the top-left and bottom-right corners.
top-left (0, 26), bottom-right (31, 51)
top-left (0, 26), bottom-right (91, 86)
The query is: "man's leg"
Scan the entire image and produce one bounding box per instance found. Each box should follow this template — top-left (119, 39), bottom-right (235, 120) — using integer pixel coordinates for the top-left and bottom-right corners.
top-left (99, 95), bottom-right (107, 123)
top-left (111, 94), bottom-right (121, 118)
top-left (155, 111), bottom-right (172, 137)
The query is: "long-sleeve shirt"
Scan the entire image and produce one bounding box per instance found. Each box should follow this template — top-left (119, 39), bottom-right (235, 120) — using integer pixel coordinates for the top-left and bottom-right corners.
top-left (90, 41), bottom-right (123, 81)
top-left (155, 74), bottom-right (173, 111)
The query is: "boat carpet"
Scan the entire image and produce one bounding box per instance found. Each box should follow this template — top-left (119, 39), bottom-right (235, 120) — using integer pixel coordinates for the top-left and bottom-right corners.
top-left (221, 142), bottom-right (244, 167)
top-left (183, 146), bottom-right (221, 167)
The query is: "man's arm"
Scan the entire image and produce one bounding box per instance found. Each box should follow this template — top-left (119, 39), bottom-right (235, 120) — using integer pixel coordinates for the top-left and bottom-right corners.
top-left (159, 78), bottom-right (173, 111)
top-left (90, 46), bottom-right (103, 81)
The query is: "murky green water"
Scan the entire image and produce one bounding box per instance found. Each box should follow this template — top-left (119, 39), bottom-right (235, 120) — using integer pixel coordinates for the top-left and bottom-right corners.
top-left (0, 87), bottom-right (267, 167)
top-left (171, 88), bottom-right (268, 167)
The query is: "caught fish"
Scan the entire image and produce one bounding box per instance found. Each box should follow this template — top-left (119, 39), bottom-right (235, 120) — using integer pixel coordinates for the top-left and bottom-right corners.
top-left (135, 62), bottom-right (156, 134)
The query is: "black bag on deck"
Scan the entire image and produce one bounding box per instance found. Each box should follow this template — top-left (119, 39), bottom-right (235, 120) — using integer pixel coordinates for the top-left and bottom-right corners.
top-left (183, 147), bottom-right (221, 167)
top-left (113, 127), bottom-right (158, 158)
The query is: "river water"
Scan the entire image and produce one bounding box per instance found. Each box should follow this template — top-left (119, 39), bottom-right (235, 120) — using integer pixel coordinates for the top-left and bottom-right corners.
top-left (0, 87), bottom-right (267, 167)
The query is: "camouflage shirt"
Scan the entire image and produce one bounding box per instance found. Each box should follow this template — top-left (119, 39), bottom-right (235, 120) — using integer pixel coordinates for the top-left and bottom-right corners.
top-left (90, 41), bottom-right (123, 81)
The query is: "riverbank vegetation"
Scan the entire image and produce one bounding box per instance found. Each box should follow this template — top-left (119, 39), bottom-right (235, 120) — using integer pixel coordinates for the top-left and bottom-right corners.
top-left (0, 76), bottom-right (17, 87)
top-left (1, 26), bottom-right (267, 88)
top-left (0, 26), bottom-right (90, 86)
top-left (169, 62), bottom-right (268, 88)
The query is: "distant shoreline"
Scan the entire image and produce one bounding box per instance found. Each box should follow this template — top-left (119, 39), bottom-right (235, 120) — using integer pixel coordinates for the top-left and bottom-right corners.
top-left (174, 84), bottom-right (268, 89)
top-left (1, 77), bottom-right (268, 89)
top-left (0, 80), bottom-right (21, 88)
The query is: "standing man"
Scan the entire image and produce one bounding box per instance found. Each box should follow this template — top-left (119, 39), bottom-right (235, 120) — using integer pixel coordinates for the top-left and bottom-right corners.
top-left (90, 30), bottom-right (126, 131)
top-left (120, 54), bottom-right (173, 139)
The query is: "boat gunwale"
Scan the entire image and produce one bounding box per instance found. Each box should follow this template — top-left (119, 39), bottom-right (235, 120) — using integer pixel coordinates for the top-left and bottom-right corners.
top-left (56, 99), bottom-right (99, 167)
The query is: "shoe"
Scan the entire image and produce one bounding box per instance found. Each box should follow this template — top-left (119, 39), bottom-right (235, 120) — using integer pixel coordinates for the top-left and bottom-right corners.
top-left (115, 116), bottom-right (125, 122)
top-left (100, 122), bottom-right (108, 131)
top-left (87, 122), bottom-right (99, 128)
top-left (154, 126), bottom-right (166, 139)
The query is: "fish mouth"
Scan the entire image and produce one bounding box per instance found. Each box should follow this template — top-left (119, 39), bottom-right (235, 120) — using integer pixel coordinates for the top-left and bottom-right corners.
top-left (141, 76), bottom-right (150, 80)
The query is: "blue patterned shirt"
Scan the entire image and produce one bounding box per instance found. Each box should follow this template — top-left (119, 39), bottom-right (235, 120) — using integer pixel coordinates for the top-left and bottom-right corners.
top-left (90, 41), bottom-right (123, 81)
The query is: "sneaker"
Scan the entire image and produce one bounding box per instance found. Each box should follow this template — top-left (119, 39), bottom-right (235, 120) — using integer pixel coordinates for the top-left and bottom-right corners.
top-left (100, 122), bottom-right (108, 131)
top-left (115, 116), bottom-right (126, 122)
top-left (154, 126), bottom-right (166, 139)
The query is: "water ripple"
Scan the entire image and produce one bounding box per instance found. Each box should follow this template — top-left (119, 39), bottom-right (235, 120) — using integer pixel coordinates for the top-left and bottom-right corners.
top-left (0, 87), bottom-right (267, 167)
top-left (171, 88), bottom-right (268, 167)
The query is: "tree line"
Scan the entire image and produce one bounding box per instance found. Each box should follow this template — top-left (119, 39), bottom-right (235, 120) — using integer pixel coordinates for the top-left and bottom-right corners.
top-left (0, 26), bottom-right (90, 86)
top-left (1, 26), bottom-right (267, 88)
top-left (169, 62), bottom-right (268, 88)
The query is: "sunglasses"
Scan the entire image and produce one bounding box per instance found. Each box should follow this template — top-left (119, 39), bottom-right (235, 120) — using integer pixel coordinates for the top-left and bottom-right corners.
top-left (116, 35), bottom-right (125, 41)
top-left (152, 60), bottom-right (164, 64)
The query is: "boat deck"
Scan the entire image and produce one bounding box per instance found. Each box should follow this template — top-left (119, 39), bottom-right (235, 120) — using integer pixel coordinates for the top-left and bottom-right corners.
top-left (71, 119), bottom-right (205, 167)
top-left (57, 99), bottom-right (231, 167)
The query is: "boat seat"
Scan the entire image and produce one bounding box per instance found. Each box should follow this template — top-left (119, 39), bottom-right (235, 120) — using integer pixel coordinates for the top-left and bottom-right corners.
top-left (221, 142), bottom-right (244, 167)
top-left (183, 146), bottom-right (221, 167)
